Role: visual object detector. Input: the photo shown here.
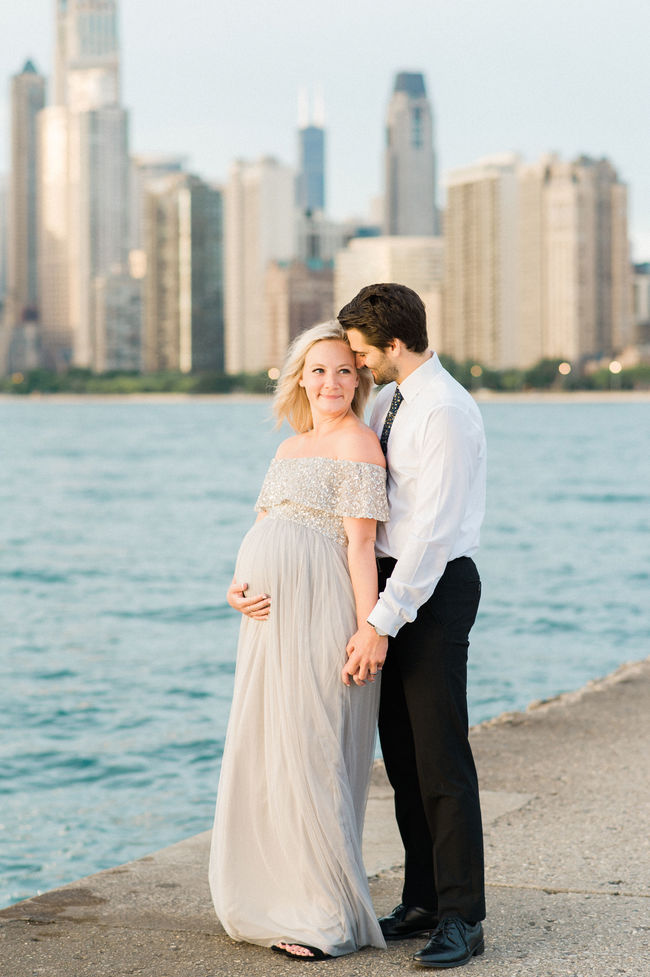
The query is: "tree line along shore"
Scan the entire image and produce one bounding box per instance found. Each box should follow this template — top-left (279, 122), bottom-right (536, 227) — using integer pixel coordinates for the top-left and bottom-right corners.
top-left (2, 357), bottom-right (649, 396)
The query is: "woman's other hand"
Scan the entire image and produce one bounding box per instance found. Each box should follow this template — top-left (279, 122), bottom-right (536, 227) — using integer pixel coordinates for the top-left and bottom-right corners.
top-left (227, 578), bottom-right (271, 620)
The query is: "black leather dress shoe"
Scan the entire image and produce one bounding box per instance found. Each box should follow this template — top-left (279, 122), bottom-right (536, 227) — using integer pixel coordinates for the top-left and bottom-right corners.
top-left (378, 903), bottom-right (438, 941)
top-left (413, 917), bottom-right (484, 968)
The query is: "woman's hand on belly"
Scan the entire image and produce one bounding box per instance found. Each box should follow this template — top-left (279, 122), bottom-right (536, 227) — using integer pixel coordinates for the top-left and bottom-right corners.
top-left (227, 577), bottom-right (271, 621)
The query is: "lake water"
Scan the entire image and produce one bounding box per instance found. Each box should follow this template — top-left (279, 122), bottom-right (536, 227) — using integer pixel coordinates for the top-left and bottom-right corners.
top-left (1, 397), bottom-right (648, 906)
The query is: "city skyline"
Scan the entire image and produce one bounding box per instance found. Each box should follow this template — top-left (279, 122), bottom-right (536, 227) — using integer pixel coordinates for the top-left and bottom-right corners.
top-left (1, 0), bottom-right (649, 260)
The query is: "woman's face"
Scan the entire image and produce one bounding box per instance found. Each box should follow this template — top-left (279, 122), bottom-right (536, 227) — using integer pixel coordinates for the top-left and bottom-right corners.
top-left (299, 340), bottom-right (359, 418)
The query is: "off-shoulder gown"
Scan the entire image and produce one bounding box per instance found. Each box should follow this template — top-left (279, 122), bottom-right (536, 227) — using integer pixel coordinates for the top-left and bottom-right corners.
top-left (209, 457), bottom-right (388, 957)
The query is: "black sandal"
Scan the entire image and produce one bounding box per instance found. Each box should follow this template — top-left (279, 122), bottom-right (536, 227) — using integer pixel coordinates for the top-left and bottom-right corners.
top-left (272, 943), bottom-right (332, 961)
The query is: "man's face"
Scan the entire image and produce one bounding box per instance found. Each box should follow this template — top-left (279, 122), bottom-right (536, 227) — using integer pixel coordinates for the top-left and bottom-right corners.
top-left (345, 328), bottom-right (400, 386)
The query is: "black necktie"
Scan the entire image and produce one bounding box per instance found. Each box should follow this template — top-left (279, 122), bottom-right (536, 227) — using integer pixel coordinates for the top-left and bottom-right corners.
top-left (380, 387), bottom-right (403, 455)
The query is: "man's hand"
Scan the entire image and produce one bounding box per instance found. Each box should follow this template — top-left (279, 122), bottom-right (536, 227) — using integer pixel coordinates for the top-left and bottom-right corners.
top-left (226, 578), bottom-right (270, 620)
top-left (342, 622), bottom-right (388, 686)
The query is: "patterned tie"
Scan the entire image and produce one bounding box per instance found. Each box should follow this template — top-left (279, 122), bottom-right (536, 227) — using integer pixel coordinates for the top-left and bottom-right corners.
top-left (380, 387), bottom-right (403, 455)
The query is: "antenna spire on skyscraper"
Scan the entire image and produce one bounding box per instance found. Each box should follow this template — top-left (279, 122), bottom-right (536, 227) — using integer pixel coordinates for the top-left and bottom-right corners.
top-left (313, 84), bottom-right (325, 127)
top-left (297, 87), bottom-right (309, 128)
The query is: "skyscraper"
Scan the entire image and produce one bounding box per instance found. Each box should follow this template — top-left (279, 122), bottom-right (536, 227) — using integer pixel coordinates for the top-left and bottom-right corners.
top-left (296, 88), bottom-right (325, 215)
top-left (443, 154), bottom-right (519, 369)
top-left (442, 152), bottom-right (631, 368)
top-left (224, 157), bottom-right (295, 374)
top-left (67, 105), bottom-right (129, 367)
top-left (39, 0), bottom-right (130, 370)
top-left (297, 127), bottom-right (325, 214)
top-left (516, 154), bottom-right (632, 364)
top-left (3, 60), bottom-right (46, 371)
top-left (130, 154), bottom-right (187, 252)
top-left (633, 263), bottom-right (650, 347)
top-left (38, 105), bottom-right (73, 368)
top-left (294, 91), bottom-right (339, 267)
top-left (143, 173), bottom-right (224, 373)
top-left (54, 0), bottom-right (120, 111)
top-left (384, 71), bottom-right (438, 236)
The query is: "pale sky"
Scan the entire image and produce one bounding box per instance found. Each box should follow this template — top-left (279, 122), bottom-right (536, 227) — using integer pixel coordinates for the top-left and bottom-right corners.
top-left (1, 0), bottom-right (649, 259)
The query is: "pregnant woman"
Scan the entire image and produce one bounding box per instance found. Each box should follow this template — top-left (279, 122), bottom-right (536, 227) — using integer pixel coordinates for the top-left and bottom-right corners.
top-left (209, 321), bottom-right (387, 960)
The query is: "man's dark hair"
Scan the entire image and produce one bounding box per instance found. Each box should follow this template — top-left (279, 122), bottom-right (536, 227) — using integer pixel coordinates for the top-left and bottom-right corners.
top-left (337, 283), bottom-right (428, 353)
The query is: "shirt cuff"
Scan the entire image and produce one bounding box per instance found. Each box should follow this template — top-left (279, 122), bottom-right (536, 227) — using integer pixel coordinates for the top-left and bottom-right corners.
top-left (367, 601), bottom-right (403, 638)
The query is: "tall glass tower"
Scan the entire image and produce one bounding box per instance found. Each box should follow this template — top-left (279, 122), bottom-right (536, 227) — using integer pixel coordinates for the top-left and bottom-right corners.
top-left (384, 71), bottom-right (438, 236)
top-left (297, 125), bottom-right (325, 214)
top-left (40, 0), bottom-right (129, 368)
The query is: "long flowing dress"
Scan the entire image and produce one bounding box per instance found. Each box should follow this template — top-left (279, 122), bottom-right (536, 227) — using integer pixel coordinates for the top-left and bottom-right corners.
top-left (209, 456), bottom-right (389, 957)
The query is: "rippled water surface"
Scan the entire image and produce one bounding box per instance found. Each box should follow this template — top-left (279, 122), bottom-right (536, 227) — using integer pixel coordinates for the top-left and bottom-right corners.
top-left (1, 397), bottom-right (648, 905)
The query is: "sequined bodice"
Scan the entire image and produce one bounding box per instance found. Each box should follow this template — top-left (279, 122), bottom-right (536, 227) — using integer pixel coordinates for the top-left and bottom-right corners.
top-left (255, 457), bottom-right (388, 546)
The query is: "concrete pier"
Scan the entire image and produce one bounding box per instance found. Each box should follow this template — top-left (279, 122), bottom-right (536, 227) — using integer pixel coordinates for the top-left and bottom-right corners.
top-left (1, 657), bottom-right (648, 976)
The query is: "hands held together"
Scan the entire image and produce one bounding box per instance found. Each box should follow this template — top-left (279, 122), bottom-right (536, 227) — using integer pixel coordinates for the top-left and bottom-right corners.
top-left (341, 621), bottom-right (388, 687)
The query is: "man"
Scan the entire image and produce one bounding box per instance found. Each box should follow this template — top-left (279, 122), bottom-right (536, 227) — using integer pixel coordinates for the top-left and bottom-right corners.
top-left (337, 283), bottom-right (487, 969)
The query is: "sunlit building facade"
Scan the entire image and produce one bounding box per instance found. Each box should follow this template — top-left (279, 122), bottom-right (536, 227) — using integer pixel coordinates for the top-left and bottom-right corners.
top-left (54, 0), bottom-right (120, 110)
top-left (443, 153), bottom-right (631, 368)
top-left (67, 105), bottom-right (129, 367)
top-left (38, 0), bottom-right (132, 371)
top-left (224, 157), bottom-right (295, 374)
top-left (38, 107), bottom-right (73, 368)
top-left (521, 155), bottom-right (631, 364)
top-left (443, 155), bottom-right (520, 368)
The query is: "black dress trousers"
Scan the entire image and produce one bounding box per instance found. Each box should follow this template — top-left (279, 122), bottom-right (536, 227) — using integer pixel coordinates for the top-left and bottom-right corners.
top-left (378, 556), bottom-right (486, 923)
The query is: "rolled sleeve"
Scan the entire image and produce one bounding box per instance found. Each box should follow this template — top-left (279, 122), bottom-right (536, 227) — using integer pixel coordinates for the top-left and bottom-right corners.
top-left (368, 405), bottom-right (475, 636)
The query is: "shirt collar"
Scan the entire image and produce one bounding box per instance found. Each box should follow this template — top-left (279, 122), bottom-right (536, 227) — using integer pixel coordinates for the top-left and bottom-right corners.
top-left (397, 351), bottom-right (441, 403)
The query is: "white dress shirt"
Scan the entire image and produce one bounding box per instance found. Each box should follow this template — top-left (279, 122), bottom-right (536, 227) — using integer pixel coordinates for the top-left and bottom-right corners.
top-left (367, 352), bottom-right (487, 637)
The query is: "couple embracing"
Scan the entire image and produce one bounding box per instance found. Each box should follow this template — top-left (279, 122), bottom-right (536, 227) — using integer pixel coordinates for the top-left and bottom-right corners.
top-left (209, 283), bottom-right (487, 969)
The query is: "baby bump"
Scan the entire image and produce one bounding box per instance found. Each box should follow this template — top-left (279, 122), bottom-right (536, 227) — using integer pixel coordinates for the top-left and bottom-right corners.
top-left (234, 516), bottom-right (313, 595)
top-left (234, 515), bottom-right (354, 618)
top-left (234, 519), bottom-right (277, 596)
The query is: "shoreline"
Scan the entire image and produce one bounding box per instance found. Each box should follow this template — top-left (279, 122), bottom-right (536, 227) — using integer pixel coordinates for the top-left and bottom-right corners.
top-left (1, 388), bottom-right (649, 404)
top-left (2, 655), bottom-right (648, 976)
top-left (0, 656), bottom-right (643, 911)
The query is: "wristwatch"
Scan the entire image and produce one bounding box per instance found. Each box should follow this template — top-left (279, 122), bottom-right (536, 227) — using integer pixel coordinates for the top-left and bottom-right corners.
top-left (367, 621), bottom-right (388, 637)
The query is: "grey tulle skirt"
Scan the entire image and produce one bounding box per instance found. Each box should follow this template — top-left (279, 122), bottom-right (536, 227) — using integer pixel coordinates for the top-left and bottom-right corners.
top-left (209, 515), bottom-right (385, 956)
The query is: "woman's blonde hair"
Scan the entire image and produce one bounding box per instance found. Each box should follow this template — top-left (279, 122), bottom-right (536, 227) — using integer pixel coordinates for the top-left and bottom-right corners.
top-left (273, 321), bottom-right (373, 432)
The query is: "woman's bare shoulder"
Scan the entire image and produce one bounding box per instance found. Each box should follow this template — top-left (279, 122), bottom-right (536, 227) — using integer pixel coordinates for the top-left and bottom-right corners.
top-left (275, 433), bottom-right (308, 459)
top-left (336, 422), bottom-right (385, 468)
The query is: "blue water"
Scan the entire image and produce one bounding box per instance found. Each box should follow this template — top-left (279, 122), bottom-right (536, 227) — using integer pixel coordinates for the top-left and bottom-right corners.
top-left (1, 398), bottom-right (648, 906)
